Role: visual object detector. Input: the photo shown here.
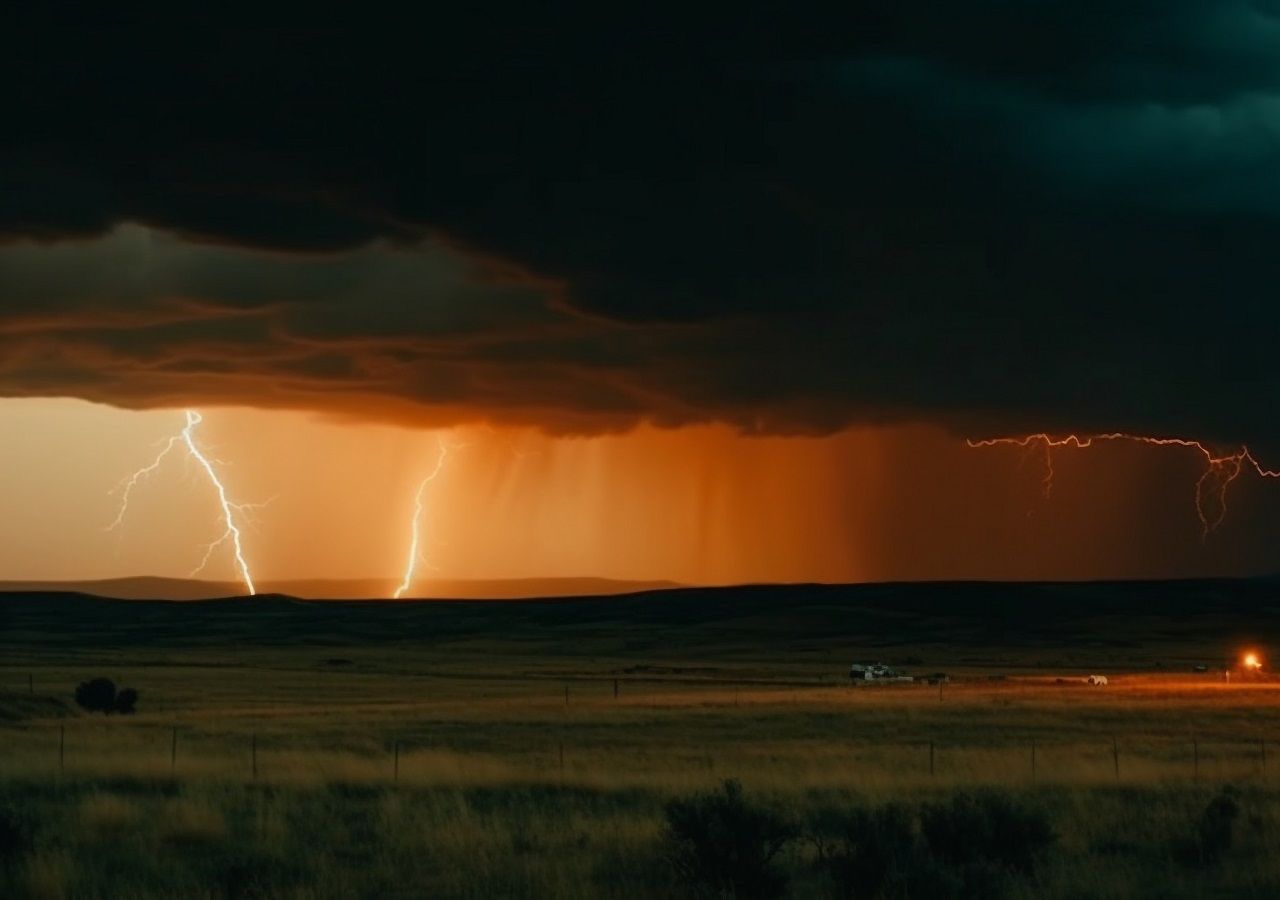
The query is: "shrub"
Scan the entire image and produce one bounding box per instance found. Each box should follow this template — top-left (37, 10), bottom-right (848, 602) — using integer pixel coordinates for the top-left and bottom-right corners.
top-left (809, 804), bottom-right (921, 900)
top-left (74, 678), bottom-right (116, 714)
top-left (73, 678), bottom-right (139, 715)
top-left (216, 851), bottom-right (305, 900)
top-left (1174, 787), bottom-right (1241, 867)
top-left (0, 809), bottom-right (32, 860)
top-left (808, 798), bottom-right (1045, 900)
top-left (114, 688), bottom-right (138, 715)
top-left (920, 792), bottom-right (1055, 876)
top-left (663, 779), bottom-right (797, 899)
top-left (1197, 788), bottom-right (1240, 865)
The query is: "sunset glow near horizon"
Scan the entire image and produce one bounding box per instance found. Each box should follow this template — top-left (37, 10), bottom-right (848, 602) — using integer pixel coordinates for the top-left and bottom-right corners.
top-left (5, 397), bottom-right (1280, 594)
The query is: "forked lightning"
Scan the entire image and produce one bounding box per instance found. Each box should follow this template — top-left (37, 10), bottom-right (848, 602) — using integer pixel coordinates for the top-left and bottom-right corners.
top-left (108, 410), bottom-right (259, 595)
top-left (968, 432), bottom-right (1280, 538)
top-left (393, 436), bottom-right (452, 599)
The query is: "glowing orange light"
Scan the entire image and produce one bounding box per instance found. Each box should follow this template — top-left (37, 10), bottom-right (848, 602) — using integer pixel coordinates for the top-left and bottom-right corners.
top-left (967, 433), bottom-right (1280, 538)
top-left (1244, 652), bottom-right (1262, 671)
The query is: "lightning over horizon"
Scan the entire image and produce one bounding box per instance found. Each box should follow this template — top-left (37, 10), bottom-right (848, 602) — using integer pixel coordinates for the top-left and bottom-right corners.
top-left (392, 436), bottom-right (452, 600)
top-left (968, 433), bottom-right (1280, 539)
top-left (108, 409), bottom-right (260, 595)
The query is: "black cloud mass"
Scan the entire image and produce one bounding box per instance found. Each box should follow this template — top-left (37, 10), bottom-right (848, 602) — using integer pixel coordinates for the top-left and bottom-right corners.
top-left (3, 4), bottom-right (1280, 442)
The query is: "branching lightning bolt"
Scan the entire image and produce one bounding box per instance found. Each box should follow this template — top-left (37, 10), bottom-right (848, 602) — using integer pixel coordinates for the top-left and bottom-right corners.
top-left (392, 436), bottom-right (452, 599)
top-left (108, 410), bottom-right (259, 595)
top-left (968, 432), bottom-right (1280, 539)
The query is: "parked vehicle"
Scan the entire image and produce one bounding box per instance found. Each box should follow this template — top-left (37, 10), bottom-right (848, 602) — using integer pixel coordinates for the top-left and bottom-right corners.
top-left (849, 663), bottom-right (913, 683)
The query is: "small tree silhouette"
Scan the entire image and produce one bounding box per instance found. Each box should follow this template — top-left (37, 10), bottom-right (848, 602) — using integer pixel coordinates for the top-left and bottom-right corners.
top-left (75, 678), bottom-right (116, 713)
top-left (115, 688), bottom-right (139, 715)
top-left (74, 678), bottom-right (139, 715)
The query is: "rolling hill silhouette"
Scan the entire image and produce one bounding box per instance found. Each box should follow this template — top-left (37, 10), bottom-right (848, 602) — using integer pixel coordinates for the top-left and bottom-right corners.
top-left (0, 576), bottom-right (681, 601)
top-left (3, 578), bottom-right (1278, 667)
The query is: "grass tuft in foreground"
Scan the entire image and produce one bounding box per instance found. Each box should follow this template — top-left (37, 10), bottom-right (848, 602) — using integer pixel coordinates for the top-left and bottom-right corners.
top-left (3, 779), bottom-right (1280, 899)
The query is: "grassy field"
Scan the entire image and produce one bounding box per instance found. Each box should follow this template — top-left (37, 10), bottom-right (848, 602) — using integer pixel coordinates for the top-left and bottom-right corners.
top-left (4, 581), bottom-right (1280, 898)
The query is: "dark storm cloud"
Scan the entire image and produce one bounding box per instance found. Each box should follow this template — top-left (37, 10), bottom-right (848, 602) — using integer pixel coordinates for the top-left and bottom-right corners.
top-left (3, 4), bottom-right (1280, 442)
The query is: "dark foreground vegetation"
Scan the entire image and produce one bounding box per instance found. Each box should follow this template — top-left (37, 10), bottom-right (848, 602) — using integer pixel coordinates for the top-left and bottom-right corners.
top-left (0, 779), bottom-right (1272, 899)
top-left (6, 582), bottom-right (1280, 897)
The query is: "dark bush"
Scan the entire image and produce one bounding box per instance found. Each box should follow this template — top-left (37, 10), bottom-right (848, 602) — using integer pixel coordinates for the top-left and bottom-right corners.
top-left (664, 779), bottom-right (797, 899)
top-left (809, 804), bottom-right (921, 899)
top-left (74, 678), bottom-right (139, 715)
top-left (1197, 788), bottom-right (1240, 864)
top-left (1175, 787), bottom-right (1242, 867)
top-left (115, 688), bottom-right (139, 715)
top-left (920, 792), bottom-right (1055, 877)
top-left (75, 677), bottom-right (117, 713)
top-left (809, 799), bottom-right (1040, 900)
top-left (0, 810), bottom-right (32, 860)
top-left (215, 850), bottom-right (307, 900)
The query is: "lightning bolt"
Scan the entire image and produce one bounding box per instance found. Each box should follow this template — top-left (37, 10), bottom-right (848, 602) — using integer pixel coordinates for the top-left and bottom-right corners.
top-left (108, 410), bottom-right (259, 595)
top-left (392, 436), bottom-right (451, 599)
top-left (968, 432), bottom-right (1280, 539)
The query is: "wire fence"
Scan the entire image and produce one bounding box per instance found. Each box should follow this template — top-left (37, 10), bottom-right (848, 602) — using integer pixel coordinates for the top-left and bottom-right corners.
top-left (9, 671), bottom-right (1280, 789)
top-left (8, 724), bottom-right (1280, 790)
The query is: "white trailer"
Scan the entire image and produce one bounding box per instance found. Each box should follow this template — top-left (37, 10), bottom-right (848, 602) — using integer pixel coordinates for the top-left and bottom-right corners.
top-left (849, 663), bottom-right (914, 683)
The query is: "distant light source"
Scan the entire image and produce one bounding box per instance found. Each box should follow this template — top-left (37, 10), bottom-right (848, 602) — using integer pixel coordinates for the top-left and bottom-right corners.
top-left (1244, 652), bottom-right (1263, 672)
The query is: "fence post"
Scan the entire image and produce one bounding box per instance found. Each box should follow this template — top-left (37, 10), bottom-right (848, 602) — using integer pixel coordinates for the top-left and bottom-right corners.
top-left (393, 741), bottom-right (400, 783)
top-left (171, 726), bottom-right (177, 776)
top-left (929, 741), bottom-right (935, 777)
top-left (1112, 736), bottom-right (1119, 779)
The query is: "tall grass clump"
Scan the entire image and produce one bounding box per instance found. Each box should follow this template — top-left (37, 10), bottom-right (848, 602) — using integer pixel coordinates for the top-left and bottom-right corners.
top-left (1172, 786), bottom-right (1242, 867)
top-left (0, 808), bottom-right (31, 857)
top-left (663, 779), bottom-right (797, 899)
top-left (809, 804), bottom-right (921, 899)
top-left (806, 791), bottom-right (1055, 899)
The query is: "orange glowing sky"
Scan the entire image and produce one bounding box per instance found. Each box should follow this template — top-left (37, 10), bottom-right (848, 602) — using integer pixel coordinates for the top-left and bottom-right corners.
top-left (5, 397), bottom-right (1280, 594)
top-left (10, 11), bottom-right (1280, 593)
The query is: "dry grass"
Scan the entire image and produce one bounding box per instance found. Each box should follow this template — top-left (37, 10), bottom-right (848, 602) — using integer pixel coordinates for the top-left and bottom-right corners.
top-left (5, 648), bottom-right (1280, 896)
top-left (78, 793), bottom-right (138, 833)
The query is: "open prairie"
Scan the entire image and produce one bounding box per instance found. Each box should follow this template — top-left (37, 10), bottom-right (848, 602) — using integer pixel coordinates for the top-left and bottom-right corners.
top-left (5, 580), bottom-right (1280, 898)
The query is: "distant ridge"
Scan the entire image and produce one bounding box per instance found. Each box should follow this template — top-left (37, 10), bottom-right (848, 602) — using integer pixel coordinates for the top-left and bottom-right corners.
top-left (0, 576), bottom-right (682, 601)
top-left (4, 578), bottom-right (1280, 664)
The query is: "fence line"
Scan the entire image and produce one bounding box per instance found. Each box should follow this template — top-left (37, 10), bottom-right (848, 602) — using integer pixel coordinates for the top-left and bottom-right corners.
top-left (30, 724), bottom-right (1280, 787)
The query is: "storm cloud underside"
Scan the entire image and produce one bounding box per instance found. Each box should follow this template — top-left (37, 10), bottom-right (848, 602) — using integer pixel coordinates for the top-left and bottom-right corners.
top-left (3, 4), bottom-right (1279, 444)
